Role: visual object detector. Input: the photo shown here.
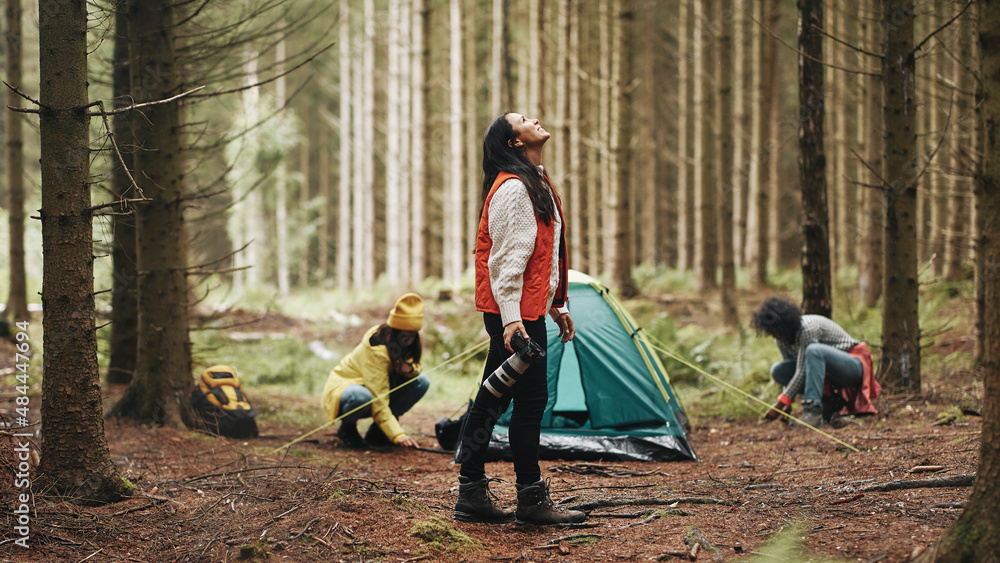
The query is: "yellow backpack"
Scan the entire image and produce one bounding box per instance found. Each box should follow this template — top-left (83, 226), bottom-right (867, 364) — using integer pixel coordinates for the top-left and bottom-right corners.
top-left (190, 365), bottom-right (259, 438)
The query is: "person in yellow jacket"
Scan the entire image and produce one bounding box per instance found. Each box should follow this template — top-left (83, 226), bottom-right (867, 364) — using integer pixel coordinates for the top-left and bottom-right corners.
top-left (322, 293), bottom-right (429, 448)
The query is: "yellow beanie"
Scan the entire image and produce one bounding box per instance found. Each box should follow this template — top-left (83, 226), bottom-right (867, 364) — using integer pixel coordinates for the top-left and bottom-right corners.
top-left (387, 293), bottom-right (423, 331)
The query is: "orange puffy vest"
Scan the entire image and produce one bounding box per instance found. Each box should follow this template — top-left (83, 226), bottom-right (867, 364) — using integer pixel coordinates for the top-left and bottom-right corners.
top-left (474, 172), bottom-right (568, 321)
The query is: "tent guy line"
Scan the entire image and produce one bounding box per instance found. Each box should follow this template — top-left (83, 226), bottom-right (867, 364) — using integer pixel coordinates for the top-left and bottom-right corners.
top-left (642, 333), bottom-right (861, 453)
top-left (270, 338), bottom-right (491, 454)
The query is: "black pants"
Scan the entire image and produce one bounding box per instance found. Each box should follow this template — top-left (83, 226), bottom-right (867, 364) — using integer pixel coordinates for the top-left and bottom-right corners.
top-left (458, 313), bottom-right (548, 486)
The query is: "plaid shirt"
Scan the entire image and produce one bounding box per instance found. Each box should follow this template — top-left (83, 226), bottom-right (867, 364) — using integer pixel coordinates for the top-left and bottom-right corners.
top-left (776, 315), bottom-right (860, 401)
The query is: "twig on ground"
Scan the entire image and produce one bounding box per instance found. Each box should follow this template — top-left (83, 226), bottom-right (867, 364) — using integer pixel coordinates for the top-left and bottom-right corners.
top-left (289, 517), bottom-right (322, 540)
top-left (566, 496), bottom-right (727, 511)
top-left (810, 524), bottom-right (847, 533)
top-left (273, 505), bottom-right (303, 520)
top-left (544, 533), bottom-right (606, 544)
top-left (773, 466), bottom-right (831, 475)
top-left (621, 511), bottom-right (661, 528)
top-left (745, 483), bottom-right (780, 490)
top-left (312, 535), bottom-right (335, 550)
top-left (549, 463), bottom-right (659, 477)
top-left (561, 483), bottom-right (661, 493)
top-left (858, 473), bottom-right (974, 492)
top-left (589, 508), bottom-right (688, 518)
top-left (77, 548), bottom-right (103, 562)
top-left (908, 465), bottom-right (946, 474)
top-left (830, 493), bottom-right (864, 505)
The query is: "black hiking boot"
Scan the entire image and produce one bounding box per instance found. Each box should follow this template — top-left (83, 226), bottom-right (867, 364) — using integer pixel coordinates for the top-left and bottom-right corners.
top-left (515, 479), bottom-right (586, 526)
top-left (336, 423), bottom-right (367, 448)
top-left (454, 477), bottom-right (514, 523)
top-left (364, 424), bottom-right (394, 447)
top-left (796, 400), bottom-right (824, 428)
top-left (822, 393), bottom-right (848, 426)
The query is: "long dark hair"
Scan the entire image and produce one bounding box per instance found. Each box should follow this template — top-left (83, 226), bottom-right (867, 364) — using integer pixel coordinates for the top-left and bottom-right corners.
top-left (370, 324), bottom-right (422, 364)
top-left (750, 297), bottom-right (803, 343)
top-left (480, 112), bottom-right (555, 225)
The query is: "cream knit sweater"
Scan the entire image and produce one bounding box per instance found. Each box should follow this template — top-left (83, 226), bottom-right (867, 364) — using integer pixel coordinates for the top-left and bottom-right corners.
top-left (486, 173), bottom-right (565, 327)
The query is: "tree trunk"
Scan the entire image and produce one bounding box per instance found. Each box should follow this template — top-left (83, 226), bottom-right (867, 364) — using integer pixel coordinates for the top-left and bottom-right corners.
top-left (863, 8), bottom-right (884, 308)
top-left (244, 52), bottom-right (263, 287)
top-left (917, 5), bottom-right (1000, 559)
top-left (614, 0), bottom-right (637, 297)
top-left (400, 0), bottom-right (413, 286)
top-left (275, 33), bottom-right (290, 297)
top-left (638, 3), bottom-right (660, 265)
top-left (797, 0), bottom-right (832, 317)
top-left (718, 0), bottom-right (738, 326)
top-left (600, 0), bottom-right (613, 278)
top-left (4, 0), bottom-right (28, 321)
top-left (528, 0), bottom-right (540, 118)
top-left (298, 107), bottom-right (311, 287)
top-left (732, 0), bottom-right (747, 269)
top-left (490, 0), bottom-right (503, 116)
top-left (746, 0), bottom-right (767, 286)
top-left (36, 0), bottom-right (130, 504)
top-left (832, 0), bottom-right (852, 273)
top-left (944, 9), bottom-right (974, 282)
top-left (386, 0), bottom-right (401, 285)
top-left (446, 0), bottom-right (463, 282)
top-left (930, 0), bottom-right (948, 278)
top-left (765, 0), bottom-right (781, 275)
top-left (879, 0), bottom-right (921, 392)
top-left (464, 2), bottom-right (477, 280)
top-left (568, 0), bottom-right (583, 271)
top-left (387, 0), bottom-right (402, 286)
top-left (337, 0), bottom-right (351, 289)
top-left (677, 0), bottom-right (693, 272)
top-left (107, 0), bottom-right (138, 385)
top-left (411, 0), bottom-right (426, 283)
top-left (352, 14), bottom-right (365, 288)
top-left (696, 0), bottom-right (718, 291)
top-left (110, 0), bottom-right (195, 429)
top-left (555, 0), bottom-right (569, 260)
top-left (362, 0), bottom-right (375, 284)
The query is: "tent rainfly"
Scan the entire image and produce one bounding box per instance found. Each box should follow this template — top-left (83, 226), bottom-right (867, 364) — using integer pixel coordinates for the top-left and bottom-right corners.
top-left (465, 270), bottom-right (697, 463)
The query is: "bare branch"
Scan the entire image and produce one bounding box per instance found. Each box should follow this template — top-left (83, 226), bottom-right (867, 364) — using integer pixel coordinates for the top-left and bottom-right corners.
top-left (185, 266), bottom-right (252, 276)
top-left (3, 81), bottom-right (46, 109)
top-left (94, 100), bottom-right (145, 199)
top-left (89, 197), bottom-right (153, 213)
top-left (809, 23), bottom-right (881, 59)
top-left (851, 148), bottom-right (891, 190)
top-left (189, 42), bottom-right (334, 99)
top-left (748, 14), bottom-right (878, 76)
top-left (187, 241), bottom-right (253, 271)
top-left (913, 0), bottom-right (974, 56)
top-left (90, 86), bottom-right (206, 116)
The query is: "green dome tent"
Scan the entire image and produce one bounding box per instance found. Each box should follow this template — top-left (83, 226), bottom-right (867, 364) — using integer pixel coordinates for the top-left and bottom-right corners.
top-left (479, 270), bottom-right (697, 463)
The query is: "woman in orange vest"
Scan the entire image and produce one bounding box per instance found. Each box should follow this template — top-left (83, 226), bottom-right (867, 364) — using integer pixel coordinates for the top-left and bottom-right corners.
top-left (453, 112), bottom-right (585, 526)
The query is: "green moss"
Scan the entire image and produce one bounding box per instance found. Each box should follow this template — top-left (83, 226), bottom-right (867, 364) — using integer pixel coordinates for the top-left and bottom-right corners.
top-left (409, 517), bottom-right (483, 552)
top-left (327, 489), bottom-right (346, 500)
top-left (239, 538), bottom-right (270, 560)
top-left (119, 477), bottom-right (137, 495)
top-left (390, 494), bottom-right (422, 511)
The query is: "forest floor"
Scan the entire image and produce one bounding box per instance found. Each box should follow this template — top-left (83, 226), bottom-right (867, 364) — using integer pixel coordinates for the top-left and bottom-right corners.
top-left (0, 295), bottom-right (984, 563)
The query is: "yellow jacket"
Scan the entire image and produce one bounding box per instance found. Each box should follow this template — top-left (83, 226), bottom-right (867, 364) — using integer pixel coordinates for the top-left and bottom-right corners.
top-left (321, 325), bottom-right (421, 442)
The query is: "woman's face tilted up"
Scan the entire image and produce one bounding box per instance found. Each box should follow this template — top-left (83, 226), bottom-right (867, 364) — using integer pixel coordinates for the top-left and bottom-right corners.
top-left (505, 113), bottom-right (550, 150)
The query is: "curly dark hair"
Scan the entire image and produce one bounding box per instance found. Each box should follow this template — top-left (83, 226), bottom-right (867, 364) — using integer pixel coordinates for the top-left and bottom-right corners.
top-left (750, 297), bottom-right (802, 343)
